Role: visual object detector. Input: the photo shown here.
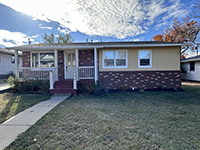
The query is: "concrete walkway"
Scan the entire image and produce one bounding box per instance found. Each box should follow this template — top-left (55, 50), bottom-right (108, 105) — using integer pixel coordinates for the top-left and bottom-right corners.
top-left (0, 94), bottom-right (71, 150)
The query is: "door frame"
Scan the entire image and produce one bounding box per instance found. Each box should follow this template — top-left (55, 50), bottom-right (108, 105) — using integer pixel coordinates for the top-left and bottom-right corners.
top-left (64, 50), bottom-right (76, 79)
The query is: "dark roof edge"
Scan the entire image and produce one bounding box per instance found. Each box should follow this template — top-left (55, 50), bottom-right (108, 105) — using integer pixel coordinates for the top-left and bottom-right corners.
top-left (6, 42), bottom-right (191, 51)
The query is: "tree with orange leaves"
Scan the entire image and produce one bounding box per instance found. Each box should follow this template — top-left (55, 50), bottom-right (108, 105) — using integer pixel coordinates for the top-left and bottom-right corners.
top-left (153, 17), bottom-right (200, 54)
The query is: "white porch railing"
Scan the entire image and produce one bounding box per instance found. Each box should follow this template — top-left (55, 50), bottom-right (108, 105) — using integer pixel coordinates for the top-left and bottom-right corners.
top-left (78, 66), bottom-right (95, 79)
top-left (19, 67), bottom-right (55, 79)
top-left (19, 67), bottom-right (57, 89)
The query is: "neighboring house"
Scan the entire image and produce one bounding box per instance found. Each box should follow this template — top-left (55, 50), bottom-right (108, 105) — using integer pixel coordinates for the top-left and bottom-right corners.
top-left (181, 55), bottom-right (200, 81)
top-left (0, 47), bottom-right (22, 79)
top-left (6, 41), bottom-right (188, 94)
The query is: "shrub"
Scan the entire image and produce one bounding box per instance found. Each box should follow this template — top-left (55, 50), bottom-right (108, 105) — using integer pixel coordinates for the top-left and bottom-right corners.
top-left (7, 76), bottom-right (15, 86)
top-left (78, 80), bottom-right (101, 96)
top-left (10, 78), bottom-right (49, 94)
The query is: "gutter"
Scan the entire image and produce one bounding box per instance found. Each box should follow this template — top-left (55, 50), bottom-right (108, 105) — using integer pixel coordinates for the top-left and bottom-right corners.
top-left (6, 43), bottom-right (191, 51)
top-left (181, 58), bottom-right (200, 62)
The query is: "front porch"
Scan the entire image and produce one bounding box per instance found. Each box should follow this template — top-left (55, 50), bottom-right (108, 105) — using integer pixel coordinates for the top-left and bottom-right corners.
top-left (14, 48), bottom-right (98, 95)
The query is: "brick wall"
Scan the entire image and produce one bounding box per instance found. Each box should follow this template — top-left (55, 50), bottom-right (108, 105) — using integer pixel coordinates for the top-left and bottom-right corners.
top-left (99, 71), bottom-right (181, 90)
top-left (58, 51), bottom-right (64, 80)
top-left (79, 50), bottom-right (94, 66)
top-left (22, 52), bottom-right (30, 67)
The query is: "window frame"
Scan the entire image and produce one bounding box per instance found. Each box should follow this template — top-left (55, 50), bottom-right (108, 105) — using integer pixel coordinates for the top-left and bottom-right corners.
top-left (190, 61), bottom-right (195, 71)
top-left (102, 50), bottom-right (128, 68)
top-left (30, 51), bottom-right (55, 68)
top-left (138, 49), bottom-right (152, 68)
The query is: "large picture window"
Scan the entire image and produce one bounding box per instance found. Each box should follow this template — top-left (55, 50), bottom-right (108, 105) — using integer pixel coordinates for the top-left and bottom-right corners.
top-left (138, 50), bottom-right (152, 68)
top-left (31, 52), bottom-right (55, 67)
top-left (103, 50), bottom-right (127, 68)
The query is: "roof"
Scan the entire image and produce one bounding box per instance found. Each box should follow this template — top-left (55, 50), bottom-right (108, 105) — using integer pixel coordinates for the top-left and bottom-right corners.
top-left (0, 47), bottom-right (22, 56)
top-left (5, 41), bottom-right (190, 51)
top-left (181, 55), bottom-right (200, 62)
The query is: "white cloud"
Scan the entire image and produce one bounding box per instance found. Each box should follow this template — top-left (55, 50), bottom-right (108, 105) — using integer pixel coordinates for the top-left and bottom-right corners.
top-left (0, 29), bottom-right (32, 47)
top-left (31, 35), bottom-right (39, 38)
top-left (0, 0), bottom-right (186, 39)
top-left (38, 24), bottom-right (52, 30)
top-left (57, 27), bottom-right (69, 33)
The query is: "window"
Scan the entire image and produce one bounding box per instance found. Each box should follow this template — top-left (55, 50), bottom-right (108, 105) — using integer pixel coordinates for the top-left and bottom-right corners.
top-left (11, 55), bottom-right (15, 63)
top-left (67, 53), bottom-right (76, 67)
top-left (190, 61), bottom-right (195, 71)
top-left (31, 52), bottom-right (54, 67)
top-left (103, 50), bottom-right (127, 68)
top-left (32, 53), bottom-right (38, 67)
top-left (138, 50), bottom-right (152, 68)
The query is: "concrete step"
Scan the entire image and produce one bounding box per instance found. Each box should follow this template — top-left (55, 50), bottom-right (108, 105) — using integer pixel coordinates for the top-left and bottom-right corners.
top-left (49, 88), bottom-right (77, 95)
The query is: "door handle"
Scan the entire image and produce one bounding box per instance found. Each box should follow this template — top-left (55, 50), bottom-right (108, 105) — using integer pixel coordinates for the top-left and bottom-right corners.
top-left (66, 66), bottom-right (68, 71)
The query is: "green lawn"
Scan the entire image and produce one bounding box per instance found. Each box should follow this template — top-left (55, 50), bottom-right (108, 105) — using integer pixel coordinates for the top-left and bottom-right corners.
top-left (5, 86), bottom-right (200, 150)
top-left (0, 93), bottom-right (51, 123)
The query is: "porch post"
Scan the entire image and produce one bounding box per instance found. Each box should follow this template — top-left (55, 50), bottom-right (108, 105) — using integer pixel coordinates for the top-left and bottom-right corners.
top-left (14, 50), bottom-right (19, 80)
top-left (75, 49), bottom-right (79, 79)
top-left (94, 47), bottom-right (98, 84)
top-left (54, 49), bottom-right (58, 81)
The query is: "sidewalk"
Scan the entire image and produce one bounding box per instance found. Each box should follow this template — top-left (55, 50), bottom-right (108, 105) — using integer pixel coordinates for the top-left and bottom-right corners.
top-left (0, 94), bottom-right (71, 150)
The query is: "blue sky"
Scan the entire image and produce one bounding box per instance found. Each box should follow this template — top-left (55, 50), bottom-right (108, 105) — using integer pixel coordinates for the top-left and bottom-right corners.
top-left (0, 0), bottom-right (191, 48)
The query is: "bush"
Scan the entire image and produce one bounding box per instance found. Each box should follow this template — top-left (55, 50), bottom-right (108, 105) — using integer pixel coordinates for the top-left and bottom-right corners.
top-left (78, 80), bottom-right (101, 96)
top-left (7, 76), bottom-right (15, 86)
top-left (10, 78), bottom-right (49, 94)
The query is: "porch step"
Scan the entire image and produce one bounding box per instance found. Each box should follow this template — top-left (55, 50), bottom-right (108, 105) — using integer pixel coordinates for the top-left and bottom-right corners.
top-left (49, 80), bottom-right (77, 95)
top-left (49, 88), bottom-right (77, 95)
top-left (54, 80), bottom-right (73, 88)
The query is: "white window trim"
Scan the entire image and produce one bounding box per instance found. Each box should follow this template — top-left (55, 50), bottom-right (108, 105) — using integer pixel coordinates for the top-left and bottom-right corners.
top-left (102, 50), bottom-right (128, 68)
top-left (30, 51), bottom-right (55, 67)
top-left (138, 49), bottom-right (152, 68)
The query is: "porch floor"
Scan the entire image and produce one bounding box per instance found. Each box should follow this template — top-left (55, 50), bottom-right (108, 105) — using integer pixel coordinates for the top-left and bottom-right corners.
top-left (49, 80), bottom-right (77, 95)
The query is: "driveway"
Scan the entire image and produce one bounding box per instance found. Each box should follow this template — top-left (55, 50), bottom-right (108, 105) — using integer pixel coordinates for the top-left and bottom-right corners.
top-left (0, 79), bottom-right (11, 91)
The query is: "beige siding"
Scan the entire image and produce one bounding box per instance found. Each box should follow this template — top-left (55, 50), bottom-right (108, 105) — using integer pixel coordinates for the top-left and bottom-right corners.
top-left (99, 46), bottom-right (180, 71)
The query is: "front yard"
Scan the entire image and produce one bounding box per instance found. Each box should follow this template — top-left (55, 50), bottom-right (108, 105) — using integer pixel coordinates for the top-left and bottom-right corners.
top-left (0, 93), bottom-right (51, 123)
top-left (5, 86), bottom-right (200, 149)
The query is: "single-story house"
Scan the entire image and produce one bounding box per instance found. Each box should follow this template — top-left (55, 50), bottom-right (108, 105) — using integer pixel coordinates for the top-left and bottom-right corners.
top-left (0, 47), bottom-right (22, 79)
top-left (181, 55), bottom-right (200, 81)
top-left (6, 41), bottom-right (189, 94)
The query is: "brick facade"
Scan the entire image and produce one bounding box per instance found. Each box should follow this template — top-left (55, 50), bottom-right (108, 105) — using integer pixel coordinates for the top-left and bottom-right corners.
top-left (79, 50), bottom-right (94, 66)
top-left (22, 52), bottom-right (30, 67)
top-left (58, 51), bottom-right (64, 80)
top-left (98, 71), bottom-right (181, 90)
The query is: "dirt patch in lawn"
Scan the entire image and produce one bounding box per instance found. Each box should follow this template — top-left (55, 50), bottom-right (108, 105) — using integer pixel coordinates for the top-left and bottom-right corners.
top-left (182, 81), bottom-right (200, 87)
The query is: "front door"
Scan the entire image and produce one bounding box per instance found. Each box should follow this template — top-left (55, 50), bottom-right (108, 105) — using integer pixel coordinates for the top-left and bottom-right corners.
top-left (65, 52), bottom-right (76, 79)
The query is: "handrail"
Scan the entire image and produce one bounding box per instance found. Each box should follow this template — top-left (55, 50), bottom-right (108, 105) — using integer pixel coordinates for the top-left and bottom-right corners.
top-left (73, 69), bottom-right (77, 89)
top-left (50, 67), bottom-right (57, 89)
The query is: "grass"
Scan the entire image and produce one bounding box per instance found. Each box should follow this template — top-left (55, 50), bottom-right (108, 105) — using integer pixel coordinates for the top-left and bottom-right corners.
top-left (5, 86), bottom-right (200, 150)
top-left (0, 93), bottom-right (51, 123)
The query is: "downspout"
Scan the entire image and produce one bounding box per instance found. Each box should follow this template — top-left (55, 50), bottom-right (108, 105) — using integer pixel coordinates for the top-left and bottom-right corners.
top-left (94, 47), bottom-right (98, 85)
